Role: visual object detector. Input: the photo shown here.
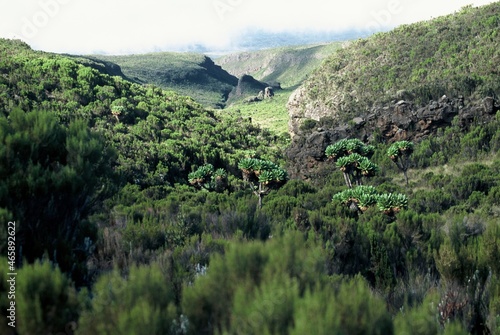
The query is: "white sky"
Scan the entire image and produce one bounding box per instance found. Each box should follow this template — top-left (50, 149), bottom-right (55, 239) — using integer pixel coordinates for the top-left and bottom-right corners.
top-left (0, 0), bottom-right (497, 54)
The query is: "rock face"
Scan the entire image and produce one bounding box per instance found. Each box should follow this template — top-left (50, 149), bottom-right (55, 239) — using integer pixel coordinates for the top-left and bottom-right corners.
top-left (286, 96), bottom-right (499, 180)
top-left (287, 86), bottom-right (335, 138)
top-left (227, 74), bottom-right (272, 104)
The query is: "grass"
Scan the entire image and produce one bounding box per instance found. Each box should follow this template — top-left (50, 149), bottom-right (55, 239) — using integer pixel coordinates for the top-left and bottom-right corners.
top-left (408, 152), bottom-right (499, 191)
top-left (221, 88), bottom-right (293, 135)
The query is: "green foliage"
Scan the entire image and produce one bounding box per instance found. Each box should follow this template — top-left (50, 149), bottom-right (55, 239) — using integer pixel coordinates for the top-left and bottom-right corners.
top-left (77, 263), bottom-right (179, 335)
top-left (387, 141), bottom-right (414, 159)
top-left (0, 108), bottom-right (115, 284)
top-left (329, 140), bottom-right (407, 215)
top-left (183, 232), bottom-right (327, 335)
top-left (188, 164), bottom-right (228, 192)
top-left (16, 259), bottom-right (82, 335)
top-left (333, 185), bottom-right (379, 211)
top-left (388, 141), bottom-right (414, 184)
top-left (326, 138), bottom-right (375, 161)
top-left (238, 158), bottom-right (288, 208)
top-left (326, 139), bottom-right (379, 188)
top-left (291, 276), bottom-right (393, 335)
top-left (394, 292), bottom-right (442, 335)
top-left (376, 193), bottom-right (409, 215)
top-left (302, 2), bottom-right (500, 118)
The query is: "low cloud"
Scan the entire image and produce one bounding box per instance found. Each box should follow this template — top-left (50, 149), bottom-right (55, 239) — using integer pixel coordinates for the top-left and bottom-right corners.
top-left (0, 0), bottom-right (497, 54)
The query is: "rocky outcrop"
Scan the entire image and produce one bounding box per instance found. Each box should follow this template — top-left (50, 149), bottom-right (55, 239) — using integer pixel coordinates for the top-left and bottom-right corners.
top-left (264, 86), bottom-right (274, 99)
top-left (286, 96), bottom-right (499, 180)
top-left (227, 74), bottom-right (268, 104)
top-left (287, 85), bottom-right (343, 138)
top-left (228, 75), bottom-right (280, 105)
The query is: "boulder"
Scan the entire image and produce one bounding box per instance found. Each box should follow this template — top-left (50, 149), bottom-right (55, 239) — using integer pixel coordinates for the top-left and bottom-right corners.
top-left (264, 86), bottom-right (274, 99)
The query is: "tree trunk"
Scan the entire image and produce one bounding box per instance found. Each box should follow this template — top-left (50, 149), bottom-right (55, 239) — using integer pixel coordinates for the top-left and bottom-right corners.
top-left (343, 172), bottom-right (352, 188)
top-left (403, 169), bottom-right (409, 186)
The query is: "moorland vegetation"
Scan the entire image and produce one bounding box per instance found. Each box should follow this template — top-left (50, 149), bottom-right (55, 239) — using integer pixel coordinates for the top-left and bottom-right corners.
top-left (0, 3), bottom-right (500, 334)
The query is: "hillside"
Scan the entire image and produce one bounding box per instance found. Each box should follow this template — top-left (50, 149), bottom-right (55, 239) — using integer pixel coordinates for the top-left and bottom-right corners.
top-left (216, 43), bottom-right (343, 135)
top-left (86, 52), bottom-right (239, 108)
top-left (215, 43), bottom-right (342, 89)
top-left (289, 2), bottom-right (500, 133)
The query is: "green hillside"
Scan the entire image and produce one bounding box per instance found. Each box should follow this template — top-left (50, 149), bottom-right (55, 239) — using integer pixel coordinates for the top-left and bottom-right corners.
top-left (222, 87), bottom-right (293, 135)
top-left (216, 42), bottom-right (342, 89)
top-left (292, 3), bottom-right (500, 124)
top-left (1, 2), bottom-right (500, 332)
top-left (217, 43), bottom-right (343, 134)
top-left (86, 52), bottom-right (238, 108)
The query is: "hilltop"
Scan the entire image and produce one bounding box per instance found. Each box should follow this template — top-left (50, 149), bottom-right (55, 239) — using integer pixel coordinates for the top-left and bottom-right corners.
top-left (288, 3), bottom-right (500, 135)
top-left (85, 52), bottom-right (239, 108)
top-left (285, 2), bottom-right (500, 181)
top-left (215, 43), bottom-right (342, 89)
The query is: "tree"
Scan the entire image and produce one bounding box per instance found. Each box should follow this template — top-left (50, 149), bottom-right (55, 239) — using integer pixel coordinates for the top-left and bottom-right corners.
top-left (238, 158), bottom-right (288, 209)
top-left (77, 264), bottom-right (179, 335)
top-left (0, 109), bottom-right (116, 285)
top-left (333, 186), bottom-right (408, 215)
top-left (188, 163), bottom-right (227, 192)
top-left (326, 139), bottom-right (377, 188)
top-left (387, 140), bottom-right (414, 185)
top-left (328, 139), bottom-right (408, 216)
top-left (16, 259), bottom-right (82, 335)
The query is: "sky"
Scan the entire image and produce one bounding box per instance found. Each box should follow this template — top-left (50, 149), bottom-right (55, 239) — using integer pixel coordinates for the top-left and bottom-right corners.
top-left (0, 0), bottom-right (498, 55)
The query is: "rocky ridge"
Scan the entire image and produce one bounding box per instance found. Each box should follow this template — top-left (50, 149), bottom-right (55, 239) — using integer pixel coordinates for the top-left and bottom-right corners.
top-left (286, 96), bottom-right (500, 180)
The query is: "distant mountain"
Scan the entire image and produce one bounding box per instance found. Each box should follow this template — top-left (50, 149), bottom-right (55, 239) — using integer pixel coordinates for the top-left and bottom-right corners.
top-left (192, 29), bottom-right (367, 56)
top-left (85, 53), bottom-right (239, 108)
top-left (83, 42), bottom-right (342, 109)
top-left (215, 43), bottom-right (342, 89)
top-left (233, 29), bottom-right (366, 51)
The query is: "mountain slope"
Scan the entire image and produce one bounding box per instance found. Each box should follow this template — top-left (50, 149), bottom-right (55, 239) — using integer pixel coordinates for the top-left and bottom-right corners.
top-left (289, 2), bottom-right (500, 133)
top-left (215, 43), bottom-right (342, 89)
top-left (0, 38), bottom-right (282, 187)
top-left (86, 52), bottom-right (238, 108)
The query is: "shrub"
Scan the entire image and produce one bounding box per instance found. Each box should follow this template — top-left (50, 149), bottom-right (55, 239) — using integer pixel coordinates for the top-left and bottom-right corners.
top-left (77, 263), bottom-right (178, 335)
top-left (291, 276), bottom-right (393, 335)
top-left (16, 259), bottom-right (81, 335)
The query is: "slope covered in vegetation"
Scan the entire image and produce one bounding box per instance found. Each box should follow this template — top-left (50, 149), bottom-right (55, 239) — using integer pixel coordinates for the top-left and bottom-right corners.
top-left (0, 37), bottom-right (284, 284)
top-left (86, 52), bottom-right (238, 108)
top-left (290, 2), bottom-right (500, 127)
top-left (215, 42), bottom-right (342, 89)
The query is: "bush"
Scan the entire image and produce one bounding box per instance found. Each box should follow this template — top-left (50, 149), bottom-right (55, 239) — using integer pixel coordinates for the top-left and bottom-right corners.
top-left (291, 276), bottom-right (393, 335)
top-left (16, 259), bottom-right (81, 335)
top-left (77, 263), bottom-right (178, 335)
top-left (182, 232), bottom-right (327, 335)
